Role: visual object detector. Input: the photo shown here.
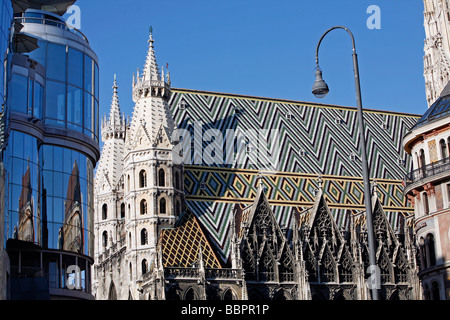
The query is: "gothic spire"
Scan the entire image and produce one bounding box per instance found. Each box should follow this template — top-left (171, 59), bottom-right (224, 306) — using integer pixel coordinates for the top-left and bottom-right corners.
top-left (142, 27), bottom-right (160, 82)
top-left (109, 74), bottom-right (122, 126)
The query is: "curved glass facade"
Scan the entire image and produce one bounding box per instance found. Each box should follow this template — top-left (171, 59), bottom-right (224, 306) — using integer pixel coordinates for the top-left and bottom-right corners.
top-left (15, 10), bottom-right (100, 142)
top-left (0, 0), bottom-right (12, 123)
top-left (3, 131), bottom-right (95, 256)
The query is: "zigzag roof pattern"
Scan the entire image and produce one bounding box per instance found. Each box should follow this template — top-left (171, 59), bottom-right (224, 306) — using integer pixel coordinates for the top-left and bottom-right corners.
top-left (165, 88), bottom-right (420, 264)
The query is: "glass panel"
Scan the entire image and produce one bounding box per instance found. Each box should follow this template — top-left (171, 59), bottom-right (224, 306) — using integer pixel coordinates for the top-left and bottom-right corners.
top-left (84, 55), bottom-right (93, 94)
top-left (28, 40), bottom-right (46, 68)
top-left (46, 43), bottom-right (66, 82)
top-left (94, 62), bottom-right (99, 100)
top-left (45, 80), bottom-right (66, 126)
top-left (28, 78), bottom-right (33, 116)
top-left (67, 85), bottom-right (83, 130)
top-left (68, 47), bottom-right (83, 88)
top-left (10, 74), bottom-right (28, 113)
top-left (84, 92), bottom-right (93, 136)
top-left (34, 82), bottom-right (44, 119)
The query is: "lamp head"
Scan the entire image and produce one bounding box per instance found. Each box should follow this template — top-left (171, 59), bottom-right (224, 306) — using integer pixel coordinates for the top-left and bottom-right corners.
top-left (312, 68), bottom-right (329, 99)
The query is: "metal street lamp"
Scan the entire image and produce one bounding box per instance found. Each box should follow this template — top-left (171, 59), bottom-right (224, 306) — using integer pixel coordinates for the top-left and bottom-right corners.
top-left (312, 26), bottom-right (379, 300)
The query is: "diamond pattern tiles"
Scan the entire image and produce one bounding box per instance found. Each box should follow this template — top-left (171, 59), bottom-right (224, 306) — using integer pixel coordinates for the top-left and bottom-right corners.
top-left (160, 209), bottom-right (222, 269)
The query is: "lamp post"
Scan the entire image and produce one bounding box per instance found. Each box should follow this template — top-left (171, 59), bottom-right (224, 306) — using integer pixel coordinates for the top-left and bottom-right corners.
top-left (312, 26), bottom-right (379, 300)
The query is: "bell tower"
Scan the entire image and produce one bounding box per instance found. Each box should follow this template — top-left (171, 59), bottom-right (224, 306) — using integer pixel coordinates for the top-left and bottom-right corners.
top-left (123, 29), bottom-right (184, 282)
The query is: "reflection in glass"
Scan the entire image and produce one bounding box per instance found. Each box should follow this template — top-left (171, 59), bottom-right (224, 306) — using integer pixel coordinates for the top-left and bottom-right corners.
top-left (67, 85), bottom-right (83, 132)
top-left (10, 73), bottom-right (28, 113)
top-left (60, 161), bottom-right (83, 254)
top-left (17, 163), bottom-right (34, 242)
top-left (4, 132), bottom-right (95, 257)
top-left (34, 81), bottom-right (44, 119)
top-left (46, 42), bottom-right (66, 82)
top-left (45, 80), bottom-right (66, 126)
top-left (68, 47), bottom-right (83, 88)
top-left (84, 55), bottom-right (93, 94)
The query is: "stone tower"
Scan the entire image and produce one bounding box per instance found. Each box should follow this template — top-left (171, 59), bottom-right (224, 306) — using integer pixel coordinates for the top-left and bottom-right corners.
top-left (94, 76), bottom-right (128, 261)
top-left (123, 29), bottom-right (184, 284)
top-left (423, 0), bottom-right (450, 106)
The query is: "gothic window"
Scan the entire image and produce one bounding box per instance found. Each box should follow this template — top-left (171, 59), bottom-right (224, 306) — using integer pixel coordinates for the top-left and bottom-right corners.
top-left (102, 204), bottom-right (108, 220)
top-left (223, 289), bottom-right (235, 300)
top-left (102, 231), bottom-right (108, 250)
top-left (419, 237), bottom-right (427, 270)
top-left (427, 233), bottom-right (436, 267)
top-left (129, 232), bottom-right (132, 248)
top-left (160, 198), bottom-right (166, 214)
top-left (423, 193), bottom-right (430, 215)
top-left (185, 288), bottom-right (196, 300)
top-left (158, 168), bottom-right (165, 187)
top-left (141, 228), bottom-right (148, 246)
top-left (394, 250), bottom-right (408, 283)
top-left (319, 249), bottom-right (336, 283)
top-left (120, 203), bottom-right (125, 219)
top-left (139, 170), bottom-right (147, 188)
top-left (279, 251), bottom-right (295, 282)
top-left (259, 249), bottom-right (275, 282)
top-left (140, 199), bottom-right (148, 215)
top-left (379, 249), bottom-right (392, 284)
top-left (142, 259), bottom-right (148, 275)
top-left (339, 250), bottom-right (354, 283)
top-left (127, 175), bottom-right (130, 191)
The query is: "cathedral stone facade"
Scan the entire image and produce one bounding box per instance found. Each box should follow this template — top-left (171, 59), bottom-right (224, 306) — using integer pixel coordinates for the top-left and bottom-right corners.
top-left (92, 32), bottom-right (422, 300)
top-left (423, 0), bottom-right (450, 107)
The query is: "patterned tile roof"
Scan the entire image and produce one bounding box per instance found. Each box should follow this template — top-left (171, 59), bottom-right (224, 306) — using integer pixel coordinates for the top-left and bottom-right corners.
top-left (159, 209), bottom-right (222, 268)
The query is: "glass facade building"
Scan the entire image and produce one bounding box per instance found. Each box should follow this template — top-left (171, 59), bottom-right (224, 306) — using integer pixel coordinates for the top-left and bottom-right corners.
top-left (2, 4), bottom-right (99, 299)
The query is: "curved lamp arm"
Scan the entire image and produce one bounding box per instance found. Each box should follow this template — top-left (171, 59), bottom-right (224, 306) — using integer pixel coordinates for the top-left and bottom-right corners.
top-left (315, 26), bottom-right (356, 68)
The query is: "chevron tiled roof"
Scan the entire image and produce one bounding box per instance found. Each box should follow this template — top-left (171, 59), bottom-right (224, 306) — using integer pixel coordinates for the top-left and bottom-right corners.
top-left (167, 88), bottom-right (420, 263)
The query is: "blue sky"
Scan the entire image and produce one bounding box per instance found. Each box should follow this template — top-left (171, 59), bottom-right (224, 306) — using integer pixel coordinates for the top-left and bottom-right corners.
top-left (74, 0), bottom-right (427, 120)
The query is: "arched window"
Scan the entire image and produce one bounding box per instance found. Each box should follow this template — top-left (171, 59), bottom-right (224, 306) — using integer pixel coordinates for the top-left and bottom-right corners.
top-left (160, 198), bottom-right (166, 214)
top-left (140, 199), bottom-right (147, 215)
top-left (141, 228), bottom-right (148, 246)
top-left (102, 204), bottom-right (108, 220)
top-left (427, 233), bottom-right (436, 267)
top-left (121, 203), bottom-right (125, 219)
top-left (185, 288), bottom-right (196, 300)
top-left (129, 232), bottom-right (132, 248)
top-left (142, 259), bottom-right (148, 275)
top-left (419, 237), bottom-right (427, 270)
top-left (423, 193), bottom-right (430, 215)
top-left (440, 139), bottom-right (448, 159)
top-left (419, 149), bottom-right (426, 169)
top-left (223, 289), bottom-right (235, 300)
top-left (158, 168), bottom-right (165, 187)
top-left (102, 231), bottom-right (108, 250)
top-left (127, 175), bottom-right (130, 191)
top-left (139, 170), bottom-right (147, 188)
